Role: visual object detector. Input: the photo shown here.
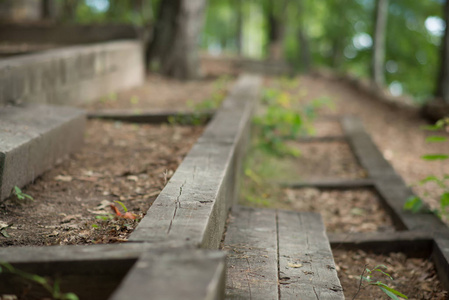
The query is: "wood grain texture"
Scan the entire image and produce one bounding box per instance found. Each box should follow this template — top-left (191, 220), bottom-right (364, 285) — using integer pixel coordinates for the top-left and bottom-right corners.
top-left (277, 211), bottom-right (344, 300)
top-left (129, 75), bottom-right (261, 248)
top-left (224, 206), bottom-right (279, 299)
top-left (109, 249), bottom-right (226, 300)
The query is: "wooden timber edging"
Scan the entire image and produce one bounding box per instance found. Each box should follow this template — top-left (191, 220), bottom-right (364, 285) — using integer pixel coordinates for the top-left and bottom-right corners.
top-left (0, 74), bottom-right (262, 300)
top-left (87, 109), bottom-right (214, 124)
top-left (224, 206), bottom-right (345, 299)
top-left (341, 115), bottom-right (447, 232)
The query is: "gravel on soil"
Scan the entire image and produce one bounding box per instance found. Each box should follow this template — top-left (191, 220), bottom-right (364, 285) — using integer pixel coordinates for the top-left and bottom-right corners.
top-left (0, 120), bottom-right (203, 247)
top-left (334, 249), bottom-right (448, 299)
top-left (282, 188), bottom-right (395, 233)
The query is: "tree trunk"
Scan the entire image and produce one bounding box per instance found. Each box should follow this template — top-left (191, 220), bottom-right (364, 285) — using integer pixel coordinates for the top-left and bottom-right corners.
top-left (266, 0), bottom-right (287, 61)
top-left (436, 0), bottom-right (449, 103)
top-left (61, 0), bottom-right (78, 22)
top-left (296, 0), bottom-right (311, 72)
top-left (42, 0), bottom-right (56, 20)
top-left (371, 0), bottom-right (389, 87)
top-left (235, 0), bottom-right (243, 55)
top-left (146, 0), bottom-right (206, 79)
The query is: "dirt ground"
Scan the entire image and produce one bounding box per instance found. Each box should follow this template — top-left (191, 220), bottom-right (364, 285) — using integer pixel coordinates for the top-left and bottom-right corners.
top-left (82, 73), bottom-right (233, 112)
top-left (0, 120), bottom-right (203, 246)
top-left (282, 188), bottom-right (395, 233)
top-left (334, 249), bottom-right (448, 299)
top-left (297, 75), bottom-right (449, 217)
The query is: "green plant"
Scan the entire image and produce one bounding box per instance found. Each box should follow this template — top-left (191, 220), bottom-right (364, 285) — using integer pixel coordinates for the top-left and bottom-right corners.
top-left (169, 76), bottom-right (230, 126)
top-left (404, 118), bottom-right (449, 220)
top-left (353, 264), bottom-right (408, 300)
top-left (10, 186), bottom-right (33, 202)
top-left (0, 262), bottom-right (78, 300)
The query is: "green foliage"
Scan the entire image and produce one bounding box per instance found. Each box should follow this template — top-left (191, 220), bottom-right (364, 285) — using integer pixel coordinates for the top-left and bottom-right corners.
top-left (404, 118), bottom-right (449, 221)
top-left (169, 76), bottom-right (230, 126)
top-left (357, 265), bottom-right (408, 300)
top-left (241, 78), bottom-right (333, 207)
top-left (0, 262), bottom-right (79, 300)
top-left (202, 0), bottom-right (443, 102)
top-left (10, 186), bottom-right (33, 202)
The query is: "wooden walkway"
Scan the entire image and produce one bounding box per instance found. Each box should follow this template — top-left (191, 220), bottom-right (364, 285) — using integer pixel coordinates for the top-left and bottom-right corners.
top-left (224, 206), bottom-right (344, 300)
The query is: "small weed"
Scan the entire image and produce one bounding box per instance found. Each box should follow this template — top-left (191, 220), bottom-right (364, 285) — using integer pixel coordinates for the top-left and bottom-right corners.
top-left (0, 262), bottom-right (79, 300)
top-left (8, 186), bottom-right (33, 204)
top-left (404, 118), bottom-right (449, 221)
top-left (353, 264), bottom-right (408, 300)
top-left (169, 76), bottom-right (230, 126)
top-left (241, 77), bottom-right (333, 207)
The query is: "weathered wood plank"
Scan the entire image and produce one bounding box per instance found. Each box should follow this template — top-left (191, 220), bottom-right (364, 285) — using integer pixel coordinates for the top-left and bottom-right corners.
top-left (130, 75), bottom-right (261, 249)
top-left (342, 115), bottom-right (447, 231)
top-left (0, 243), bottom-right (157, 263)
top-left (224, 206), bottom-right (279, 300)
top-left (433, 235), bottom-right (449, 291)
top-left (110, 249), bottom-right (226, 300)
top-left (295, 136), bottom-right (347, 143)
top-left (88, 109), bottom-right (214, 124)
top-left (329, 231), bottom-right (433, 257)
top-left (280, 178), bottom-right (374, 189)
top-left (277, 211), bottom-right (344, 300)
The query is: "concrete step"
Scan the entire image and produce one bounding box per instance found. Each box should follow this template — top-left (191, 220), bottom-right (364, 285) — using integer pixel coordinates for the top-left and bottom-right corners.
top-left (0, 103), bottom-right (85, 200)
top-left (224, 206), bottom-right (344, 300)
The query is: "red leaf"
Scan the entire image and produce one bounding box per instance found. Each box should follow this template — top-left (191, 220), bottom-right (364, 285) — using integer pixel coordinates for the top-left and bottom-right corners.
top-left (110, 204), bottom-right (122, 216)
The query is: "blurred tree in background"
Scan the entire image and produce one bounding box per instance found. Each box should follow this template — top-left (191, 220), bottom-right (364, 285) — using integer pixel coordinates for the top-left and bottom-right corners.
top-left (2, 0), bottom-right (446, 102)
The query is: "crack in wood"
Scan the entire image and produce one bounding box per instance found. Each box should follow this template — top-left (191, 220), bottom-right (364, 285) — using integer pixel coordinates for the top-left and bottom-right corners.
top-left (167, 181), bottom-right (186, 234)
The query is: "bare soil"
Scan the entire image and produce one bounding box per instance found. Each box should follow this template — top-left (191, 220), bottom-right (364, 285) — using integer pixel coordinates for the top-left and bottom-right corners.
top-left (298, 75), bottom-right (449, 219)
top-left (269, 140), bottom-right (367, 183)
top-left (82, 73), bottom-right (233, 112)
top-left (0, 120), bottom-right (203, 247)
top-left (282, 188), bottom-right (395, 233)
top-left (334, 249), bottom-right (448, 299)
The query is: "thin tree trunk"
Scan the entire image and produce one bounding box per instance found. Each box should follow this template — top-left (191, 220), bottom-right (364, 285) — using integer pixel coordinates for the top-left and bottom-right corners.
top-left (298, 29), bottom-right (311, 72)
top-left (42, 0), bottom-right (56, 20)
top-left (236, 0), bottom-right (243, 55)
top-left (371, 0), bottom-right (389, 87)
top-left (146, 0), bottom-right (206, 79)
top-left (266, 0), bottom-right (287, 61)
top-left (297, 0), bottom-right (311, 72)
top-left (436, 0), bottom-right (449, 103)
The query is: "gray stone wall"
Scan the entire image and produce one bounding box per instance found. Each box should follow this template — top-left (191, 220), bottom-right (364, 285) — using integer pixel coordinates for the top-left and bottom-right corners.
top-left (0, 40), bottom-right (145, 106)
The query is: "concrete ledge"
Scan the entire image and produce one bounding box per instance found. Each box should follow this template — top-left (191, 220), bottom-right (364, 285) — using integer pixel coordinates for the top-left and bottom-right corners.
top-left (0, 104), bottom-right (86, 200)
top-left (0, 40), bottom-right (144, 106)
top-left (129, 74), bottom-right (261, 248)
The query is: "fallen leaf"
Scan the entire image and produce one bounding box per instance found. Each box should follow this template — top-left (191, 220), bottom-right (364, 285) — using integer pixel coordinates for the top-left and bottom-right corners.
top-left (54, 175), bottom-right (73, 182)
top-left (127, 175), bottom-right (139, 182)
top-left (288, 263), bottom-right (303, 268)
top-left (61, 214), bottom-right (82, 224)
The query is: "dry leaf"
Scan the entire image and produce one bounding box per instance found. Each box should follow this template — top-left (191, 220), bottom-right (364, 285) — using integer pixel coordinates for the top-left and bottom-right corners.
top-left (54, 175), bottom-right (73, 182)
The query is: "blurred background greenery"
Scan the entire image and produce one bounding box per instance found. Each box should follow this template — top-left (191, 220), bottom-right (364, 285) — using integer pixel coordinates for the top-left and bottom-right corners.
top-left (3, 0), bottom-right (447, 103)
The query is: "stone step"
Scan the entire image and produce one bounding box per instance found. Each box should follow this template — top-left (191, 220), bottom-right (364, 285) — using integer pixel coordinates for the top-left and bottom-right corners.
top-left (0, 103), bottom-right (85, 200)
top-left (224, 206), bottom-right (344, 300)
